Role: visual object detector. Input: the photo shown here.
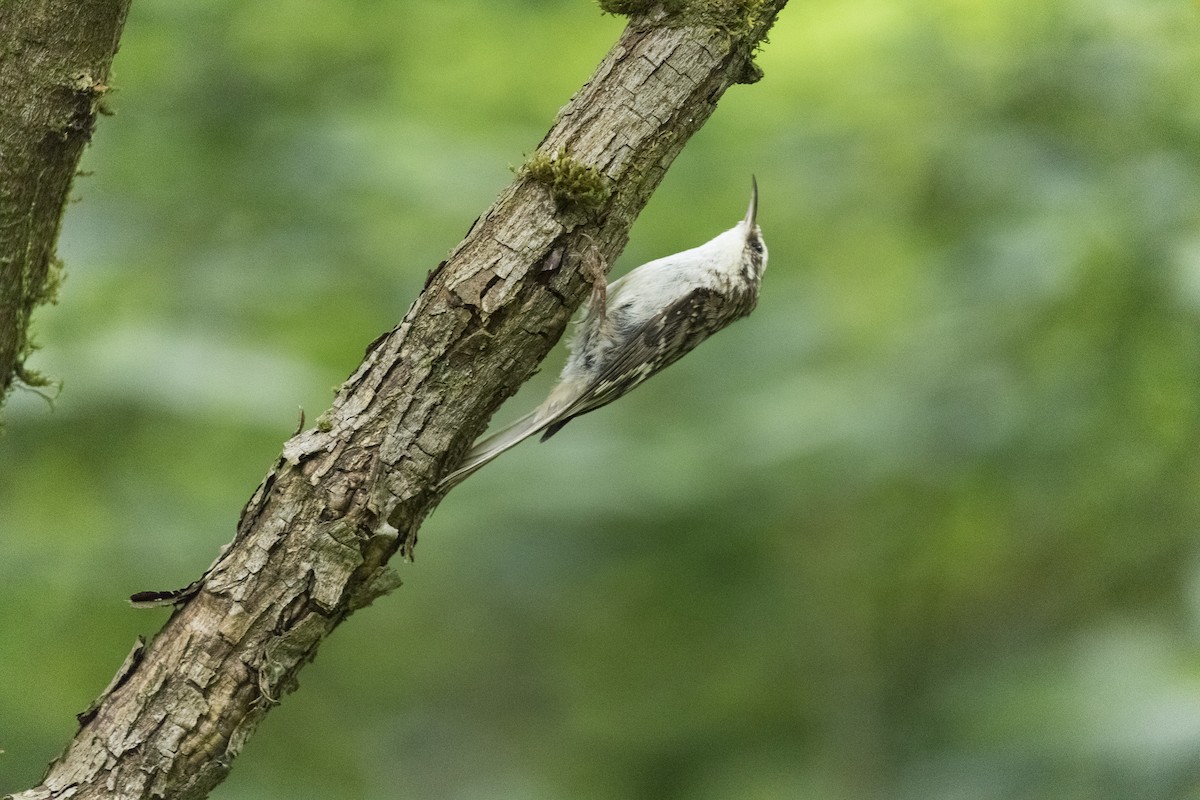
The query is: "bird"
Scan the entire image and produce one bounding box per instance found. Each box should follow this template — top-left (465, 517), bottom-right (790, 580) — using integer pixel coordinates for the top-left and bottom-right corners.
top-left (440, 178), bottom-right (767, 488)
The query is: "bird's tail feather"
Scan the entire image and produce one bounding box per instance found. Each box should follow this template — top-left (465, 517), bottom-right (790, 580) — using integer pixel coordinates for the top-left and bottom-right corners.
top-left (439, 410), bottom-right (552, 488)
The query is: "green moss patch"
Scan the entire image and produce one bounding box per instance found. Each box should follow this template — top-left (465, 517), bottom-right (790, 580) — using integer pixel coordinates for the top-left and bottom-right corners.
top-left (522, 151), bottom-right (611, 214)
top-left (598, 0), bottom-right (768, 35)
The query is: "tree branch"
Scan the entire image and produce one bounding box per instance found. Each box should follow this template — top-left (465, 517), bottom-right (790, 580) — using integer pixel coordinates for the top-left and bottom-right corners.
top-left (0, 0), bottom-right (131, 409)
top-left (10, 3), bottom-right (787, 798)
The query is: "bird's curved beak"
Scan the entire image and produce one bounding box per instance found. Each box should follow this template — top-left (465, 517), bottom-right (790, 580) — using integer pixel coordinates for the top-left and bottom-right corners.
top-left (743, 176), bottom-right (758, 230)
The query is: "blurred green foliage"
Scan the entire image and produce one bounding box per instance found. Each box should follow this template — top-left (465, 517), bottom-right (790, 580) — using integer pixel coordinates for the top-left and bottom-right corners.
top-left (4, 0), bottom-right (1200, 798)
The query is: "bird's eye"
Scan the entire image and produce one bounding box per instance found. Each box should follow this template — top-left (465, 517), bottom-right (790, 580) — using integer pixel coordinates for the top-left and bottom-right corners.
top-left (749, 237), bottom-right (764, 255)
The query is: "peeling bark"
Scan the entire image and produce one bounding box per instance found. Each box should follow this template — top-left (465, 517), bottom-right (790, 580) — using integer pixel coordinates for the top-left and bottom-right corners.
top-left (9, 3), bottom-right (787, 798)
top-left (0, 0), bottom-right (131, 407)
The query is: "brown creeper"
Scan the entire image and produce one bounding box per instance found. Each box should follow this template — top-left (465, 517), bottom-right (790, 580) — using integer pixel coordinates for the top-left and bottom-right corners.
top-left (441, 178), bottom-right (767, 487)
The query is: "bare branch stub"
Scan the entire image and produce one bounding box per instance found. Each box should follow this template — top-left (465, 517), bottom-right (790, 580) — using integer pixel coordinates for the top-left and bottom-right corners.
top-left (11, 4), bottom-right (787, 798)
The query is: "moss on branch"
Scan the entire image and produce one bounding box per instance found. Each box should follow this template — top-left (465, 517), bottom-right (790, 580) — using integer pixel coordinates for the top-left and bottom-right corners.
top-left (597, 0), bottom-right (769, 35)
top-left (521, 151), bottom-right (611, 214)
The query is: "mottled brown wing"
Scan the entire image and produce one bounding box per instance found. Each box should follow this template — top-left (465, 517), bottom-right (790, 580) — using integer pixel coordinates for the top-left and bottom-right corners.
top-left (541, 286), bottom-right (753, 439)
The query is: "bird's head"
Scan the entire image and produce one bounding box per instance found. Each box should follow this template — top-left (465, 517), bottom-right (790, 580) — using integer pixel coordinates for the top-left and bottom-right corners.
top-left (738, 176), bottom-right (767, 281)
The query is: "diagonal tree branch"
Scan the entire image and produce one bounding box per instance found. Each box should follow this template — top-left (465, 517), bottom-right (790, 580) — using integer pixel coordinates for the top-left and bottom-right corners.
top-left (0, 0), bottom-right (131, 409)
top-left (10, 2), bottom-right (787, 798)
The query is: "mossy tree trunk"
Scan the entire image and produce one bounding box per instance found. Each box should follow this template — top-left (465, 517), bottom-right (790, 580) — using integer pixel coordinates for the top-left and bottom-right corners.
top-left (8, 2), bottom-right (788, 798)
top-left (0, 0), bottom-right (131, 407)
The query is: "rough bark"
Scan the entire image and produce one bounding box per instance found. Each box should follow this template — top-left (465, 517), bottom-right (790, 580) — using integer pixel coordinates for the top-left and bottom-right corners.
top-left (0, 0), bottom-right (131, 407)
top-left (10, 3), bottom-right (787, 798)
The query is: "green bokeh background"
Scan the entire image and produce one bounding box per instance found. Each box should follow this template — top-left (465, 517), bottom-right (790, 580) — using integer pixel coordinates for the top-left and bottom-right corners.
top-left (4, 0), bottom-right (1200, 797)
